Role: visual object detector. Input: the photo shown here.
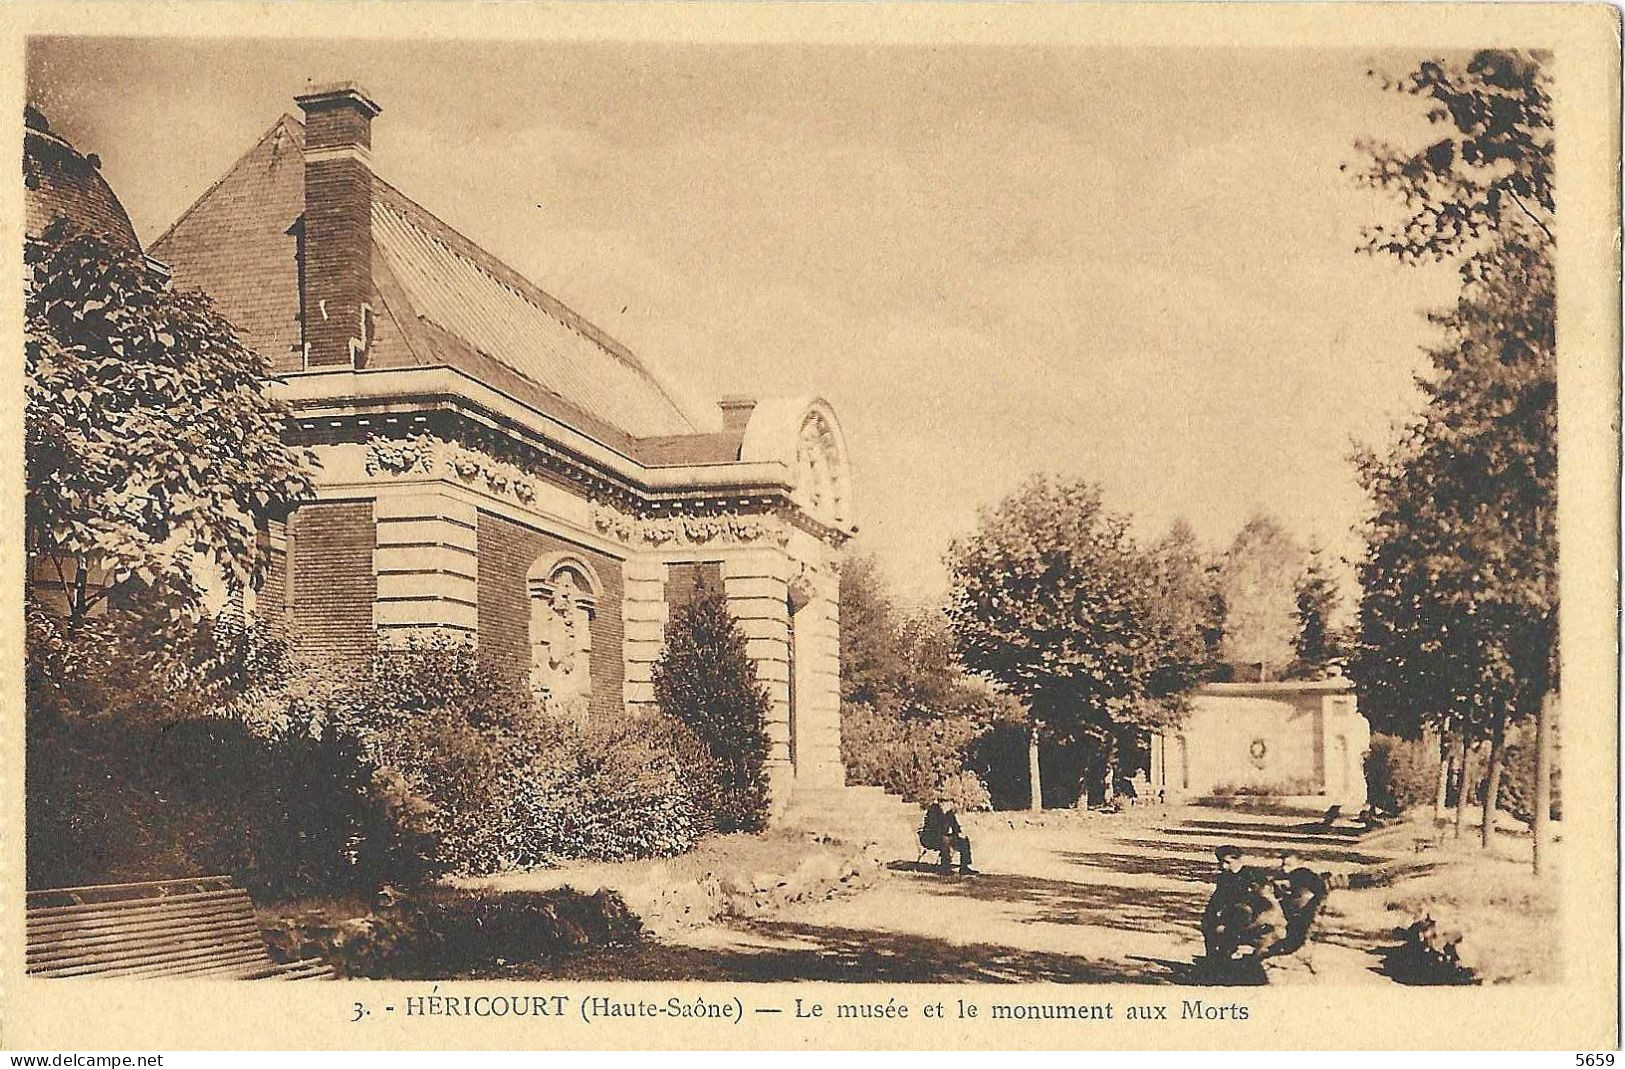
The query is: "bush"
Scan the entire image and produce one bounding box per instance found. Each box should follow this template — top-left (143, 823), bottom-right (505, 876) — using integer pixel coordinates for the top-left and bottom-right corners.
top-left (336, 637), bottom-right (718, 872)
top-left (840, 700), bottom-right (992, 810)
top-left (26, 709), bottom-right (435, 897)
top-left (1366, 733), bottom-right (1443, 813)
top-left (25, 601), bottom-right (433, 897)
top-left (652, 577), bottom-right (771, 833)
top-left (262, 887), bottom-right (643, 979)
top-left (1209, 776), bottom-right (1322, 798)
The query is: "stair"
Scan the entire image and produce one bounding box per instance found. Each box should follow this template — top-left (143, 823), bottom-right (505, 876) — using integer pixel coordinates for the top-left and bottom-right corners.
top-left (776, 784), bottom-right (921, 854)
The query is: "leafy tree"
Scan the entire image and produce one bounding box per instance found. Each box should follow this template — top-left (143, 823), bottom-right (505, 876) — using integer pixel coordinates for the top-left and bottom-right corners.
top-left (1217, 514), bottom-right (1306, 680)
top-left (1349, 50), bottom-right (1556, 860)
top-left (1145, 519), bottom-right (1226, 692)
top-left (838, 554), bottom-right (909, 708)
top-left (837, 555), bottom-right (1018, 806)
top-left (25, 221), bottom-right (314, 626)
top-left (652, 576), bottom-right (771, 832)
top-left (1292, 541), bottom-right (1346, 675)
top-left (944, 476), bottom-right (1209, 802)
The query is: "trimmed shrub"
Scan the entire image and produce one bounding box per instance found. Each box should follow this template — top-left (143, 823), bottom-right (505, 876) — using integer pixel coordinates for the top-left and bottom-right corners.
top-left (1365, 733), bottom-right (1443, 813)
top-left (262, 887), bottom-right (644, 979)
top-left (1487, 720), bottom-right (1562, 824)
top-left (652, 576), bottom-right (771, 833)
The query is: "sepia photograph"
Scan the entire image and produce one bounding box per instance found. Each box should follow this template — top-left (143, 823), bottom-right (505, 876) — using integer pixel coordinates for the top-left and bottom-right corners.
top-left (5, 2), bottom-right (1619, 1053)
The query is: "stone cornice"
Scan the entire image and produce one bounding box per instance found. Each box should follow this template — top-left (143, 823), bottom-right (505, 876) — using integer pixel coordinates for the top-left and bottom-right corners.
top-left (279, 366), bottom-right (859, 544)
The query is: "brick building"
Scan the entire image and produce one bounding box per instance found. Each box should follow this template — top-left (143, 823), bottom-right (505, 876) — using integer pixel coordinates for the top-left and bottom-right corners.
top-left (148, 83), bottom-right (859, 812)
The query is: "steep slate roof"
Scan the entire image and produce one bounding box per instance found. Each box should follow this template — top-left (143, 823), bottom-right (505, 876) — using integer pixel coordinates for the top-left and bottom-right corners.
top-left (152, 115), bottom-right (705, 445)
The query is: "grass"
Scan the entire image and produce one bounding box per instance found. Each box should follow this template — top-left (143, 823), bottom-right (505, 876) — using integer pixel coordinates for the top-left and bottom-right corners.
top-left (1333, 811), bottom-right (1560, 984)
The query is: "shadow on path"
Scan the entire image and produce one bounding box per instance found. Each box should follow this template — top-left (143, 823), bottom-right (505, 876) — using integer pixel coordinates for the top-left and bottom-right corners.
top-left (890, 868), bottom-right (1207, 935)
top-left (529, 920), bottom-right (1168, 983)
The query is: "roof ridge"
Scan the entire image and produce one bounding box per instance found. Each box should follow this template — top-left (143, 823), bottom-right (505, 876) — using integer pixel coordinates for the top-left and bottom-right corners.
top-left (151, 114), bottom-right (304, 253)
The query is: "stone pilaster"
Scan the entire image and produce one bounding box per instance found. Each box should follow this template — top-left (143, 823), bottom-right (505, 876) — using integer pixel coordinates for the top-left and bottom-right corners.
top-left (791, 564), bottom-right (844, 787)
top-left (372, 487), bottom-right (479, 642)
top-left (720, 549), bottom-right (793, 807)
top-left (622, 556), bottom-right (668, 714)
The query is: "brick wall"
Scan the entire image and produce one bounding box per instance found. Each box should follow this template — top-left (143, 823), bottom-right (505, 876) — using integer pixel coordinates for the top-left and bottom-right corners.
top-left (260, 543), bottom-right (288, 632)
top-left (301, 153), bottom-right (372, 367)
top-left (476, 511), bottom-right (624, 720)
top-left (665, 561), bottom-right (723, 617)
top-left (289, 501), bottom-right (376, 667)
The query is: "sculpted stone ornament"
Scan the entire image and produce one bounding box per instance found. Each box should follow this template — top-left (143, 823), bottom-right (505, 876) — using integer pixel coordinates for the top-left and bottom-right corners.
top-left (589, 503), bottom-right (791, 548)
top-left (363, 433), bottom-right (437, 476)
top-left (363, 433), bottom-right (537, 504)
top-left (530, 568), bottom-right (593, 723)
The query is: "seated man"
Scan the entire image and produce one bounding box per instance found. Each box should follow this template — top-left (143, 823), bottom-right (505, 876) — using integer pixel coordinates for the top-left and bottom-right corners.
top-left (920, 798), bottom-right (975, 875)
top-left (1220, 874), bottom-right (1289, 960)
top-left (1273, 850), bottom-right (1330, 955)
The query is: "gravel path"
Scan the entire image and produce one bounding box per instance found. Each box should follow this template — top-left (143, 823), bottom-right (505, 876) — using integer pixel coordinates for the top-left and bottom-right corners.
top-left (544, 805), bottom-right (1411, 983)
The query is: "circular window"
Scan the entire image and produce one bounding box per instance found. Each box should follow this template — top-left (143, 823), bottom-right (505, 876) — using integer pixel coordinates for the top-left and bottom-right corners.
top-left (1248, 738), bottom-right (1268, 768)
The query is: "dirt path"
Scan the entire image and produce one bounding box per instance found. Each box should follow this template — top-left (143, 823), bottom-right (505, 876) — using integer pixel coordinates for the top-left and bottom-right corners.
top-left (547, 805), bottom-right (1412, 983)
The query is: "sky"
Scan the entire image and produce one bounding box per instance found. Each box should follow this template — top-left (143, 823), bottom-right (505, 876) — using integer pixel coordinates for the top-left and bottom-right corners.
top-left (26, 37), bottom-right (1459, 606)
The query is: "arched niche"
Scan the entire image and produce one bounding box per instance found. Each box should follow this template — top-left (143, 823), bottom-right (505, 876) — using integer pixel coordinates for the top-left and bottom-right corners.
top-left (526, 552), bottom-right (602, 721)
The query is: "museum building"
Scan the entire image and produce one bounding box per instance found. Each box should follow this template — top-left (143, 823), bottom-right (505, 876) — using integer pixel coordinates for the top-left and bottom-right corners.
top-left (137, 83), bottom-right (857, 810)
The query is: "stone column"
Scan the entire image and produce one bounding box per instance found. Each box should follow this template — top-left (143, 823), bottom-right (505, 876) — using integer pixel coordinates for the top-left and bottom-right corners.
top-left (372, 487), bottom-right (479, 643)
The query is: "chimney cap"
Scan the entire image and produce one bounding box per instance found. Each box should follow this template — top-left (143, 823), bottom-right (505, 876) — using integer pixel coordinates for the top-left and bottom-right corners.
top-left (295, 81), bottom-right (382, 118)
top-left (718, 395), bottom-right (758, 432)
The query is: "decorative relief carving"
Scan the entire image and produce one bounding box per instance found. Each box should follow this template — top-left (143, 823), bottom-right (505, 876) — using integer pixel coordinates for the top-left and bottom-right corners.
top-left (364, 434), bottom-right (537, 505)
top-left (363, 433), bottom-right (437, 476)
top-left (794, 409), bottom-right (850, 527)
top-left (530, 564), bottom-right (594, 724)
top-left (589, 503), bottom-right (791, 549)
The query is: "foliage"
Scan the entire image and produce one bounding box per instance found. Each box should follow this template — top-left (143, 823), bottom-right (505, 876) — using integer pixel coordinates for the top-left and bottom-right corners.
top-left (1217, 513), bottom-right (1306, 680)
top-left (944, 476), bottom-right (1211, 750)
top-left (262, 887), bottom-right (644, 980)
top-left (1365, 733), bottom-right (1445, 813)
top-left (332, 638), bottom-right (718, 871)
top-left (837, 555), bottom-right (1023, 806)
top-left (1292, 542), bottom-right (1347, 676)
top-left (24, 221), bottom-right (314, 624)
top-left (1208, 776), bottom-right (1323, 798)
top-left (839, 700), bottom-right (991, 810)
top-left (839, 554), bottom-right (909, 708)
top-left (1485, 720), bottom-right (1562, 824)
top-left (26, 699), bottom-right (436, 898)
top-left (1349, 52), bottom-right (1557, 848)
top-left (650, 575), bottom-right (770, 831)
top-left (1351, 50), bottom-right (1553, 264)
top-left (652, 577), bottom-right (772, 833)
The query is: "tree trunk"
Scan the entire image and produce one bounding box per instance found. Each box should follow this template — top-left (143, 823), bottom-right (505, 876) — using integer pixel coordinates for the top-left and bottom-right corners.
top-left (1533, 689), bottom-right (1556, 875)
top-left (1453, 734), bottom-right (1471, 840)
top-left (1433, 729), bottom-right (1451, 825)
top-left (1027, 725), bottom-right (1043, 812)
top-left (1480, 713), bottom-right (1507, 850)
top-left (1101, 734), bottom-right (1117, 807)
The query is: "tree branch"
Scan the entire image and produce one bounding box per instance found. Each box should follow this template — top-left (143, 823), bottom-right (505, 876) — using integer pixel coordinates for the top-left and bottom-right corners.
top-left (1507, 188), bottom-right (1555, 245)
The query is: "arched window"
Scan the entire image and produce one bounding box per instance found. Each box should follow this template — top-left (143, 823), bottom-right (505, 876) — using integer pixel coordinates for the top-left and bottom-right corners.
top-left (527, 554), bottom-right (600, 722)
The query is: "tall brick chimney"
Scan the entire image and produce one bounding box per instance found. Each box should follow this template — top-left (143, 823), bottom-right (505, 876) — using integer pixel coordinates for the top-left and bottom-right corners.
top-left (295, 82), bottom-right (380, 368)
